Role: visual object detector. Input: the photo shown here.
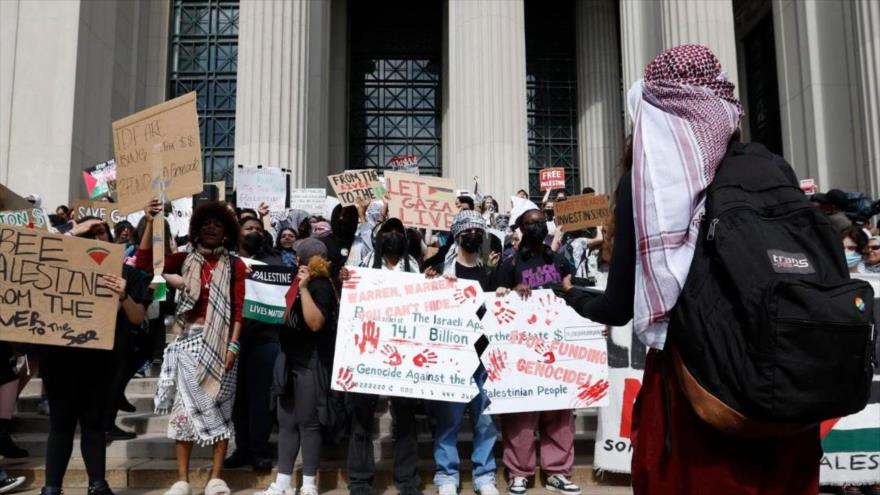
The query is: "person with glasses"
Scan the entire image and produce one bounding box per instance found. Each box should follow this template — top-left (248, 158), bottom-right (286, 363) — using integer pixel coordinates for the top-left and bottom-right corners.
top-left (862, 235), bottom-right (880, 273)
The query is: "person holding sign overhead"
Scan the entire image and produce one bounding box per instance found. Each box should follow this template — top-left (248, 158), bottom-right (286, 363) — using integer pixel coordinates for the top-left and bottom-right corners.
top-left (135, 200), bottom-right (245, 495)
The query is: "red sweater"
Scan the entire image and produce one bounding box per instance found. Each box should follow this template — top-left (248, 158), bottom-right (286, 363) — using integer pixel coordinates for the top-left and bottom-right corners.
top-left (134, 249), bottom-right (245, 324)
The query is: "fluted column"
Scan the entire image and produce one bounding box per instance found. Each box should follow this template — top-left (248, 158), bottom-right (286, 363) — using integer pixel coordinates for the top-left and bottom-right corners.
top-left (444, 0), bottom-right (529, 204)
top-left (854, 0), bottom-right (880, 198)
top-left (576, 0), bottom-right (624, 195)
top-left (234, 0), bottom-right (330, 187)
top-left (619, 0), bottom-right (662, 129)
top-left (660, 0), bottom-right (739, 87)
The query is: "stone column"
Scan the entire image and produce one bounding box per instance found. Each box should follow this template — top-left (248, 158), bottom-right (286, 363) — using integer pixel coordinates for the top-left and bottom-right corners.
top-left (327, 0), bottom-right (348, 176)
top-left (576, 0), bottom-right (624, 194)
top-left (444, 0), bottom-right (529, 205)
top-left (660, 0), bottom-right (739, 87)
top-left (619, 0), bottom-right (662, 94)
top-left (853, 0), bottom-right (880, 198)
top-left (235, 0), bottom-right (331, 187)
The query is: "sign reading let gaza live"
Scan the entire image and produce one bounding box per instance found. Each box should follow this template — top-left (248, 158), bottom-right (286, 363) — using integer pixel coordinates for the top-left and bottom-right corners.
top-left (0, 225), bottom-right (123, 350)
top-left (385, 172), bottom-right (457, 230)
top-left (113, 92), bottom-right (203, 215)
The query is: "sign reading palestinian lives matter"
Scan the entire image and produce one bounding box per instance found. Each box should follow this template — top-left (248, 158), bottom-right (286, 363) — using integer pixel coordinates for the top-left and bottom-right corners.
top-left (480, 290), bottom-right (610, 414)
top-left (328, 169), bottom-right (386, 207)
top-left (82, 159), bottom-right (117, 199)
top-left (0, 209), bottom-right (50, 231)
top-left (0, 184), bottom-right (32, 211)
top-left (390, 155), bottom-right (420, 175)
top-left (0, 224), bottom-right (123, 350)
top-left (384, 172), bottom-right (457, 231)
top-left (243, 265), bottom-right (297, 324)
top-left (112, 92), bottom-right (203, 215)
top-left (234, 166), bottom-right (288, 210)
top-left (554, 193), bottom-right (612, 232)
top-left (539, 167), bottom-right (566, 191)
top-left (289, 188), bottom-right (327, 216)
top-left (72, 200), bottom-right (127, 228)
top-left (331, 267), bottom-right (484, 402)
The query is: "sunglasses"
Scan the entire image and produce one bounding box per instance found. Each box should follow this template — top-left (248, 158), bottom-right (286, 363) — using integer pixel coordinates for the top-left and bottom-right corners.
top-left (869, 245), bottom-right (880, 251)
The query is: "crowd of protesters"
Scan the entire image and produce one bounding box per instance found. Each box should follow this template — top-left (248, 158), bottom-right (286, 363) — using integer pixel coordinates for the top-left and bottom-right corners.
top-left (0, 44), bottom-right (877, 495)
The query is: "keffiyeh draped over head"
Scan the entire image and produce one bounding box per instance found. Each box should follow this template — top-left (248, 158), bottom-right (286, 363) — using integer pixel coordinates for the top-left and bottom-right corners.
top-left (628, 44), bottom-right (742, 350)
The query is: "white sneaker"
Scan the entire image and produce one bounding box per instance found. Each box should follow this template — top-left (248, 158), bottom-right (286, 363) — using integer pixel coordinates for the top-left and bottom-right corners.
top-left (299, 486), bottom-right (318, 495)
top-left (204, 479), bottom-right (231, 495)
top-left (256, 483), bottom-right (295, 495)
top-left (163, 481), bottom-right (192, 495)
top-left (544, 475), bottom-right (580, 495)
top-left (476, 482), bottom-right (499, 495)
top-left (437, 484), bottom-right (457, 495)
top-left (507, 476), bottom-right (528, 495)
top-left (0, 476), bottom-right (25, 494)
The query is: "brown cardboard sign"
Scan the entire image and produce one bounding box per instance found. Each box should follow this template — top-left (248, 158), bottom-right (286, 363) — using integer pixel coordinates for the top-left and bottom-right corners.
top-left (0, 225), bottom-right (123, 350)
top-left (554, 194), bottom-right (611, 232)
top-left (385, 172), bottom-right (457, 230)
top-left (72, 200), bottom-right (127, 227)
top-left (327, 169), bottom-right (386, 206)
top-left (0, 184), bottom-right (33, 211)
top-left (113, 92), bottom-right (203, 215)
top-left (0, 208), bottom-right (50, 231)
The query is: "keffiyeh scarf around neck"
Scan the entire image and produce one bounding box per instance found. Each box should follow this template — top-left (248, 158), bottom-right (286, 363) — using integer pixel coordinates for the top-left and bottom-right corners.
top-left (628, 44), bottom-right (743, 350)
top-left (172, 245), bottom-right (232, 398)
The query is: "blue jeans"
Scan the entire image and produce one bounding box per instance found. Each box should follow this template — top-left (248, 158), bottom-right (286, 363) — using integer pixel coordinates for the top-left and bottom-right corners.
top-left (432, 369), bottom-right (497, 489)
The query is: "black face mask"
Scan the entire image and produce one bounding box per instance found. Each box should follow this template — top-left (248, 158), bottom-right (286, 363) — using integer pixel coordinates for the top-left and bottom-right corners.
top-left (242, 232), bottom-right (263, 255)
top-left (381, 232), bottom-right (406, 257)
top-left (459, 232), bottom-right (483, 253)
top-left (544, 209), bottom-right (555, 221)
top-left (521, 223), bottom-right (548, 244)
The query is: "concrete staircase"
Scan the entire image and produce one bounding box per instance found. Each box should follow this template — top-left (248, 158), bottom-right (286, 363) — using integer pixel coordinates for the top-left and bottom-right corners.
top-left (8, 377), bottom-right (631, 492)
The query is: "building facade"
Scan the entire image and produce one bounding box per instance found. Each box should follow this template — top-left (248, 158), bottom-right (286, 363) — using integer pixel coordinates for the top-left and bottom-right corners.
top-left (1, 0), bottom-right (878, 209)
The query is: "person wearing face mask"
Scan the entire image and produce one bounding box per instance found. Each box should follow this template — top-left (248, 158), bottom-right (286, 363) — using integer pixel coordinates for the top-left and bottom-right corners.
top-left (492, 209), bottom-right (579, 495)
top-left (424, 211), bottom-right (500, 495)
top-left (841, 226), bottom-right (870, 273)
top-left (344, 217), bottom-right (421, 495)
top-left (275, 228), bottom-right (298, 268)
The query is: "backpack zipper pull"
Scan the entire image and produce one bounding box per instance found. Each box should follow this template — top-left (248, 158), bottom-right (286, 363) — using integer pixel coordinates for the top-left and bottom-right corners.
top-left (706, 218), bottom-right (720, 241)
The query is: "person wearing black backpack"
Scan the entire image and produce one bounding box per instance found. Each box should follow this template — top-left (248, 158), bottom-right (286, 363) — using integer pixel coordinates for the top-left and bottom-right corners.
top-left (561, 45), bottom-right (871, 495)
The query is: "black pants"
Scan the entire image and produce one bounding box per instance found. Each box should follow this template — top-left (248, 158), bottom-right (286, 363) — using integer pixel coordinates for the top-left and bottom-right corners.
top-left (232, 339), bottom-right (280, 459)
top-left (104, 327), bottom-right (131, 430)
top-left (42, 347), bottom-right (111, 488)
top-left (346, 393), bottom-right (419, 493)
top-left (276, 365), bottom-right (322, 476)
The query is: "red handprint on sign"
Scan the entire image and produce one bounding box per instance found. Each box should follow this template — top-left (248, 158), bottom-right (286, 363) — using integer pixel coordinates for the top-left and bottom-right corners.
top-left (412, 348), bottom-right (438, 367)
top-left (577, 379), bottom-right (610, 406)
top-left (335, 367), bottom-right (357, 391)
top-left (342, 270), bottom-right (362, 290)
top-left (534, 340), bottom-right (556, 364)
top-left (538, 293), bottom-right (560, 325)
top-left (453, 285), bottom-right (479, 304)
top-left (485, 349), bottom-right (508, 381)
top-left (354, 320), bottom-right (380, 354)
top-left (493, 300), bottom-right (516, 324)
top-left (381, 344), bottom-right (404, 366)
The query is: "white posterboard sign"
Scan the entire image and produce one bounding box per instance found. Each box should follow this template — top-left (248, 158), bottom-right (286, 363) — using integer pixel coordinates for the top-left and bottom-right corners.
top-left (331, 267), bottom-right (484, 402)
top-left (290, 188), bottom-right (327, 216)
top-left (168, 197), bottom-right (193, 238)
top-left (235, 166), bottom-right (288, 210)
top-left (480, 290), bottom-right (610, 414)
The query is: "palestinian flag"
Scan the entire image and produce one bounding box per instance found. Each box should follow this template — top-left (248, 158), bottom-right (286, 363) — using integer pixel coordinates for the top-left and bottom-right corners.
top-left (244, 265), bottom-right (297, 324)
top-left (819, 380), bottom-right (880, 486)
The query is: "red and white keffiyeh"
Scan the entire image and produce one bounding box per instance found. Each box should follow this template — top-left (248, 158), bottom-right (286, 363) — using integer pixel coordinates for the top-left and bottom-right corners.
top-left (628, 45), bottom-right (742, 349)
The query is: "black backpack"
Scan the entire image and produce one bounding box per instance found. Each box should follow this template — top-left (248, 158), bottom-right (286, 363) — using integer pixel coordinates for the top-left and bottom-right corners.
top-left (669, 141), bottom-right (876, 436)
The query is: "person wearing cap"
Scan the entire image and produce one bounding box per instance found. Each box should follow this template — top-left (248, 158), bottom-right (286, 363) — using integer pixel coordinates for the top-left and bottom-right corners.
top-left (424, 211), bottom-right (500, 495)
top-left (257, 239), bottom-right (338, 495)
top-left (345, 217), bottom-right (421, 495)
top-left (812, 189), bottom-right (853, 233)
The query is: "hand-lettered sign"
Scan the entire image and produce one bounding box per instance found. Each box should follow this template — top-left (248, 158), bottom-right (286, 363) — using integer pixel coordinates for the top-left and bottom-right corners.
top-left (72, 200), bottom-right (128, 228)
top-left (82, 159), bottom-right (117, 199)
top-left (112, 92), bottom-right (203, 215)
top-left (327, 169), bottom-right (386, 207)
top-left (800, 178), bottom-right (817, 195)
top-left (0, 209), bottom-right (50, 231)
top-left (331, 267), bottom-right (484, 402)
top-left (234, 166), bottom-right (288, 211)
top-left (480, 290), bottom-right (609, 414)
top-left (539, 168), bottom-right (566, 191)
top-left (390, 155), bottom-right (420, 175)
top-left (553, 194), bottom-right (611, 232)
top-left (0, 225), bottom-right (124, 350)
top-left (290, 188), bottom-right (327, 216)
top-left (384, 172), bottom-right (457, 230)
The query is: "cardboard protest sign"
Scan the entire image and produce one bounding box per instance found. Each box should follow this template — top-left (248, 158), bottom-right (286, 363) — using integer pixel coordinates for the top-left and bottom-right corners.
top-left (480, 290), bottom-right (609, 414)
top-left (553, 194), bottom-right (611, 232)
top-left (390, 155), bottom-right (420, 175)
top-left (290, 188), bottom-right (327, 216)
top-left (112, 92), bottom-right (203, 214)
top-left (72, 200), bottom-right (128, 227)
top-left (385, 172), bottom-right (457, 230)
top-left (0, 184), bottom-right (32, 211)
top-left (539, 167), bottom-right (566, 191)
top-left (327, 169), bottom-right (385, 207)
top-left (331, 267), bottom-right (484, 402)
top-left (0, 225), bottom-right (123, 350)
top-left (244, 265), bottom-right (297, 324)
top-left (82, 159), bottom-right (117, 199)
top-left (0, 208), bottom-right (50, 231)
top-left (234, 165), bottom-right (288, 210)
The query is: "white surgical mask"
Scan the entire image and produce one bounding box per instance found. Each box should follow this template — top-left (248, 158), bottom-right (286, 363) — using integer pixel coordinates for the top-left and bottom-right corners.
top-left (846, 251), bottom-right (862, 268)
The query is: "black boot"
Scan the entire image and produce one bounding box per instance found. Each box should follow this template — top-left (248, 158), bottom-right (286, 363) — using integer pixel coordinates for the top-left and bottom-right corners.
top-left (87, 480), bottom-right (114, 495)
top-left (0, 419), bottom-right (28, 458)
top-left (39, 487), bottom-right (62, 495)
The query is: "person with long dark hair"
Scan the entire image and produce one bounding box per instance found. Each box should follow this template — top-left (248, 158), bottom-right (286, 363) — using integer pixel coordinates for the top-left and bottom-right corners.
top-left (135, 200), bottom-right (245, 495)
top-left (275, 227), bottom-right (298, 268)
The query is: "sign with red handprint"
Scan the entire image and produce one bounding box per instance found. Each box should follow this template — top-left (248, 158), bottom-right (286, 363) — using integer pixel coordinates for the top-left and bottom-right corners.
top-left (331, 267), bottom-right (486, 402)
top-left (480, 290), bottom-right (608, 414)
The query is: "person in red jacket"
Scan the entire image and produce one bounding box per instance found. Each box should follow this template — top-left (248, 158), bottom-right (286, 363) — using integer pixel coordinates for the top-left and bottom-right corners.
top-left (135, 200), bottom-right (245, 495)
